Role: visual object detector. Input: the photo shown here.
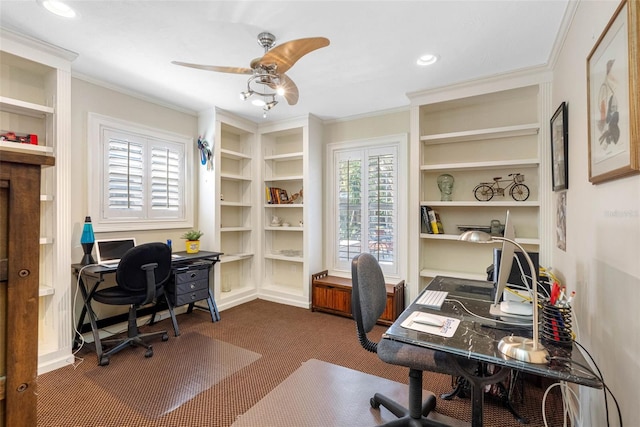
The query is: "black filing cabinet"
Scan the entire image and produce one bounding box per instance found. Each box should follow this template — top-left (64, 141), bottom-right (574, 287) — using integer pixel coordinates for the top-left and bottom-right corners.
top-left (168, 262), bottom-right (210, 306)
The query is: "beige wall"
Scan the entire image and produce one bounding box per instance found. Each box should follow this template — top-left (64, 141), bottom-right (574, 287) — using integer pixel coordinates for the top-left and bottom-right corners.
top-left (70, 78), bottom-right (199, 259)
top-left (70, 78), bottom-right (198, 318)
top-left (552, 1), bottom-right (639, 425)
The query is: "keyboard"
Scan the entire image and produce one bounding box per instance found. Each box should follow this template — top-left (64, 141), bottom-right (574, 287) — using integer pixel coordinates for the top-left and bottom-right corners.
top-left (415, 289), bottom-right (448, 309)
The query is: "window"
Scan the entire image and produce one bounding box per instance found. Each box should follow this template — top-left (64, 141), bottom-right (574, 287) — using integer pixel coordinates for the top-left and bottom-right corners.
top-left (88, 113), bottom-right (193, 231)
top-left (328, 134), bottom-right (407, 276)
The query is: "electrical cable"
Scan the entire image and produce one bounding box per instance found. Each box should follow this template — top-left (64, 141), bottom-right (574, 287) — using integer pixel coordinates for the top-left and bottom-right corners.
top-left (445, 298), bottom-right (535, 326)
top-left (542, 381), bottom-right (580, 427)
top-left (548, 351), bottom-right (622, 427)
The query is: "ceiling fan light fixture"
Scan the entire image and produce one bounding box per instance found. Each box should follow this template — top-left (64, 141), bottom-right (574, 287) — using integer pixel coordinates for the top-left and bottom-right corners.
top-left (240, 90), bottom-right (252, 101)
top-left (417, 53), bottom-right (439, 66)
top-left (265, 100), bottom-right (278, 111)
top-left (276, 86), bottom-right (285, 96)
top-left (252, 98), bottom-right (266, 107)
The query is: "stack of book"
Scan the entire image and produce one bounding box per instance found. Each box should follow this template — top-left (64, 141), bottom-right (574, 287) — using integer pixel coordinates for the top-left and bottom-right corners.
top-left (265, 186), bottom-right (289, 204)
top-left (420, 206), bottom-right (444, 234)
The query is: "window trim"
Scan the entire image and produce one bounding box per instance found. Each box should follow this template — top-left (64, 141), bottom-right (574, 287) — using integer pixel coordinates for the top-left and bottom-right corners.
top-left (325, 133), bottom-right (408, 280)
top-left (87, 112), bottom-right (194, 232)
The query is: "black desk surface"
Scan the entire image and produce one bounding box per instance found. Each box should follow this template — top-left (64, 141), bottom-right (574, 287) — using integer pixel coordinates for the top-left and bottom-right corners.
top-left (383, 275), bottom-right (602, 389)
top-left (72, 250), bottom-right (223, 275)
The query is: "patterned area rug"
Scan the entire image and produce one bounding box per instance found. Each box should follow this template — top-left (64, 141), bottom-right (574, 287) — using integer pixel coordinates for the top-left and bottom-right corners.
top-left (84, 331), bottom-right (261, 419)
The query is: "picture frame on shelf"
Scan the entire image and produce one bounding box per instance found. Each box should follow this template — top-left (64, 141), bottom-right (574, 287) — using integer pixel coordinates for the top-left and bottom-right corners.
top-left (550, 102), bottom-right (568, 191)
top-left (587, 0), bottom-right (639, 184)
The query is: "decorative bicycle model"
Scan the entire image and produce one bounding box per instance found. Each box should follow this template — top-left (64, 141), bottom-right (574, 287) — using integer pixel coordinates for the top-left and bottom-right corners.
top-left (473, 173), bottom-right (530, 201)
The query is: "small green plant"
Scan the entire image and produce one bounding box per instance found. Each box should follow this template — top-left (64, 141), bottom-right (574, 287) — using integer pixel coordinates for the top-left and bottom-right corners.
top-left (181, 230), bottom-right (204, 241)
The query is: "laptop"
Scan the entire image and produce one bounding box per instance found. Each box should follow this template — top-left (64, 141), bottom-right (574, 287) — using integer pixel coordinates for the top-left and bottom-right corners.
top-left (95, 238), bottom-right (137, 267)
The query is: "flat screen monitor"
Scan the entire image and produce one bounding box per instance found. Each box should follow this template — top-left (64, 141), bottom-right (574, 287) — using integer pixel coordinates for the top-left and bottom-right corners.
top-left (493, 210), bottom-right (516, 308)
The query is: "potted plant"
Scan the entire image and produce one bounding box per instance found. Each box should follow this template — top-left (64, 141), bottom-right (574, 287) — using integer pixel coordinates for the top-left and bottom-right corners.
top-left (181, 230), bottom-right (204, 253)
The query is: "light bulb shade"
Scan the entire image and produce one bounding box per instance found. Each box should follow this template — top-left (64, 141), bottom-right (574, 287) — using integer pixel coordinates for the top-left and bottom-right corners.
top-left (458, 230), bottom-right (493, 243)
top-left (80, 216), bottom-right (95, 244)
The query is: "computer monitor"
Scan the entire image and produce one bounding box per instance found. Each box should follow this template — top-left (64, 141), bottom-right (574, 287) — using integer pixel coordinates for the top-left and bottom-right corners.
top-left (492, 210), bottom-right (515, 310)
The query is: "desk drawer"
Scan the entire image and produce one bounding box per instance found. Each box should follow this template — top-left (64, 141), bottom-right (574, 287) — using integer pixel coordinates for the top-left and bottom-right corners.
top-left (172, 287), bottom-right (209, 306)
top-left (173, 278), bottom-right (209, 294)
top-left (174, 267), bottom-right (209, 284)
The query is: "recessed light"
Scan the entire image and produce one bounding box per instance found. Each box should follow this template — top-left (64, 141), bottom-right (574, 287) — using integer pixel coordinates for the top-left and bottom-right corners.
top-left (38, 0), bottom-right (78, 18)
top-left (417, 54), bottom-right (439, 66)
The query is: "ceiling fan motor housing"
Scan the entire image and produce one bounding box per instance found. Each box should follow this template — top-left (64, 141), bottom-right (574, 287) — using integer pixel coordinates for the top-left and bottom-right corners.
top-left (257, 32), bottom-right (276, 51)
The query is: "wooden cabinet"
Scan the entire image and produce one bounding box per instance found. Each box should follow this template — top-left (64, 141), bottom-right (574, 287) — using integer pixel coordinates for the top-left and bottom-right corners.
top-left (0, 150), bottom-right (54, 427)
top-left (1, 28), bottom-right (74, 374)
top-left (311, 271), bottom-right (405, 326)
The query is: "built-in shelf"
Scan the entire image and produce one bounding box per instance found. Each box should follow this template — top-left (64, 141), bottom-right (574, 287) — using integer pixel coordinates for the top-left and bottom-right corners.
top-left (419, 233), bottom-right (539, 245)
top-left (0, 140), bottom-right (53, 155)
top-left (420, 159), bottom-right (539, 172)
top-left (0, 95), bottom-right (54, 117)
top-left (263, 204), bottom-right (303, 208)
top-left (220, 227), bottom-right (252, 232)
top-left (220, 172), bottom-right (252, 181)
top-left (264, 254), bottom-right (304, 262)
top-left (265, 226), bottom-right (303, 231)
top-left (420, 201), bottom-right (540, 208)
top-left (420, 123), bottom-right (539, 145)
top-left (265, 175), bottom-right (303, 182)
top-left (264, 152), bottom-right (304, 161)
top-left (220, 148), bottom-right (251, 160)
top-left (220, 253), bottom-right (254, 263)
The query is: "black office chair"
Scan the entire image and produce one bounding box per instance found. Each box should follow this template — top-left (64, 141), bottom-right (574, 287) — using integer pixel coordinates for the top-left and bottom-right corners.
top-left (92, 242), bottom-right (177, 366)
top-left (351, 253), bottom-right (467, 426)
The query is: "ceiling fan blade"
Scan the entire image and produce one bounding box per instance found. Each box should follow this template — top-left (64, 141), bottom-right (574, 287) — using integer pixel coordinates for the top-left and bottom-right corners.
top-left (257, 37), bottom-right (330, 74)
top-left (171, 61), bottom-right (253, 75)
top-left (273, 74), bottom-right (299, 105)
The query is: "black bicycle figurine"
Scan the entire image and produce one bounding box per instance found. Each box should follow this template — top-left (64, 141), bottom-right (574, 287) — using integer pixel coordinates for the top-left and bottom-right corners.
top-left (473, 173), bottom-right (530, 201)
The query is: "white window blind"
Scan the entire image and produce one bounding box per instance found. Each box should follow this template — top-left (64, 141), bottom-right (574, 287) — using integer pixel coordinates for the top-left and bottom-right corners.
top-left (334, 144), bottom-right (398, 275)
top-left (89, 113), bottom-right (193, 231)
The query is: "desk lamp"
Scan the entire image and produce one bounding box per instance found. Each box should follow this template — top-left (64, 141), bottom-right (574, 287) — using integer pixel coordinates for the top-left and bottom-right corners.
top-left (459, 230), bottom-right (549, 364)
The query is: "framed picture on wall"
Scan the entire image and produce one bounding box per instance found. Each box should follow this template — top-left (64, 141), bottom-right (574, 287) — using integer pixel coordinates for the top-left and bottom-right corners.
top-left (586, 0), bottom-right (640, 184)
top-left (551, 102), bottom-right (568, 191)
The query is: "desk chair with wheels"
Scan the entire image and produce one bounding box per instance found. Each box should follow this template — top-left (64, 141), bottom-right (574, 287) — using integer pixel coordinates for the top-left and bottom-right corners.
top-left (351, 253), bottom-right (468, 427)
top-left (92, 242), bottom-right (177, 366)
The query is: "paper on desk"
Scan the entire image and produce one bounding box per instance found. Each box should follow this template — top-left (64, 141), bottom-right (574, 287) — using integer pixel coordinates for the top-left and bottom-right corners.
top-left (401, 312), bottom-right (459, 338)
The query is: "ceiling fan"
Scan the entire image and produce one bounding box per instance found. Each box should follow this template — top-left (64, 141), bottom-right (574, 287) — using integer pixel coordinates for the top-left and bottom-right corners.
top-left (172, 32), bottom-right (330, 113)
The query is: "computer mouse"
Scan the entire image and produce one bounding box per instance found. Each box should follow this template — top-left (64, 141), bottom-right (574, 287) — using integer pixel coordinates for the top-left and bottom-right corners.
top-left (412, 314), bottom-right (444, 327)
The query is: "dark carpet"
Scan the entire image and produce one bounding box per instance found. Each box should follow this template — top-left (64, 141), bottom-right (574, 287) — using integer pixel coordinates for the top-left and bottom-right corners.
top-left (37, 299), bottom-right (568, 426)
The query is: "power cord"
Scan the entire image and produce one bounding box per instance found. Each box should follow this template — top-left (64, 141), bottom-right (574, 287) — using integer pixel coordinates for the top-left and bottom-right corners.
top-left (547, 341), bottom-right (623, 427)
top-left (542, 380), bottom-right (580, 427)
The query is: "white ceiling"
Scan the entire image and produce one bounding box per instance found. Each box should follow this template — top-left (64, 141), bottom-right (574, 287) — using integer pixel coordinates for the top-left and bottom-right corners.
top-left (0, 1), bottom-right (570, 123)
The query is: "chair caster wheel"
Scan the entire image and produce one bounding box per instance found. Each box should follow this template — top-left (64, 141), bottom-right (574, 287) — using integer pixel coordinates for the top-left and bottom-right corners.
top-left (162, 333), bottom-right (169, 341)
top-left (99, 356), bottom-right (110, 366)
top-left (370, 397), bottom-right (380, 409)
top-left (145, 347), bottom-right (153, 358)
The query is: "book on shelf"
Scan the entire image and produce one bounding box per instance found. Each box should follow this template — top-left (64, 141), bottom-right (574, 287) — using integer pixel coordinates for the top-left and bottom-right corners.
top-left (265, 186), bottom-right (290, 204)
top-left (421, 206), bottom-right (433, 234)
top-left (425, 206), bottom-right (444, 234)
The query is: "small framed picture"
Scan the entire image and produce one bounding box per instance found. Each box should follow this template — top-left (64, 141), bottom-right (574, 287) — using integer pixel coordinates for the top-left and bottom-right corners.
top-left (587, 0), bottom-right (640, 184)
top-left (550, 102), bottom-right (569, 191)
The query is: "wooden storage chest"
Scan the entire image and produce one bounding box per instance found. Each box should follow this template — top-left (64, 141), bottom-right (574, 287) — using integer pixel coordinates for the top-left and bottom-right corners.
top-left (311, 270), bottom-right (405, 326)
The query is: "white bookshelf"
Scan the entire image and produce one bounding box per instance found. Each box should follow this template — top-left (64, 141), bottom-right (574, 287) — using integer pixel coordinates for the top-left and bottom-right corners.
top-left (409, 82), bottom-right (552, 297)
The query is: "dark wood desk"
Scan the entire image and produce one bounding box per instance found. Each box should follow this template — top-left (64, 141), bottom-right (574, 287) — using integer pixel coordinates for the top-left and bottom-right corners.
top-left (72, 250), bottom-right (222, 363)
top-left (383, 276), bottom-right (603, 426)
